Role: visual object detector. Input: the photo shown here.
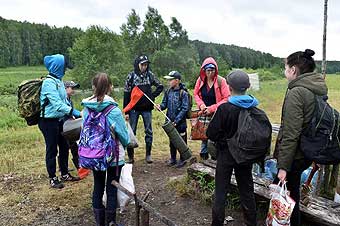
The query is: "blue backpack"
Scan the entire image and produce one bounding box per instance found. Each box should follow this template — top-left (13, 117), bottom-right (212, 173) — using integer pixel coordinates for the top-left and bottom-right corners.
top-left (78, 105), bottom-right (119, 171)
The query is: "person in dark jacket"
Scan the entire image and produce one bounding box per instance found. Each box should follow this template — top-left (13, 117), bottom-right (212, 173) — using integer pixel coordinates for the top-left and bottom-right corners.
top-left (273, 49), bottom-right (327, 226)
top-left (155, 71), bottom-right (189, 168)
top-left (63, 81), bottom-right (81, 170)
top-left (207, 70), bottom-right (258, 226)
top-left (123, 55), bottom-right (164, 164)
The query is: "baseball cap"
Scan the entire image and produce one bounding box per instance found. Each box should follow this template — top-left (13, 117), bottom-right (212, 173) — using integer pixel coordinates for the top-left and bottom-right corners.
top-left (138, 55), bottom-right (150, 64)
top-left (226, 70), bottom-right (250, 91)
top-left (64, 81), bottom-right (80, 88)
top-left (164, 71), bottom-right (181, 80)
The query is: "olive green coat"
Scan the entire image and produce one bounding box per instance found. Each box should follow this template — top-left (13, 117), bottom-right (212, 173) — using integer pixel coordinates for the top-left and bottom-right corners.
top-left (274, 72), bottom-right (328, 171)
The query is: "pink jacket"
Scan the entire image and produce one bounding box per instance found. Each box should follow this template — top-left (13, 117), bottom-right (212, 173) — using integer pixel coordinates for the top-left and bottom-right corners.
top-left (193, 57), bottom-right (230, 113)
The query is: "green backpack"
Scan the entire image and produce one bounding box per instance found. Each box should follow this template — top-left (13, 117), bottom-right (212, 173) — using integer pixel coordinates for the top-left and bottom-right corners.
top-left (18, 78), bottom-right (46, 126)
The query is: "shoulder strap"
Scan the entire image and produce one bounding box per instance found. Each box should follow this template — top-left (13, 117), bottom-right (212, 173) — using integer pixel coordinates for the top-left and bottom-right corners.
top-left (102, 105), bottom-right (115, 116)
top-left (217, 75), bottom-right (222, 88)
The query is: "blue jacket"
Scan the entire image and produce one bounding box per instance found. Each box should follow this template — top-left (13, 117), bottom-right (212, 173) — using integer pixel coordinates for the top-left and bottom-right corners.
top-left (82, 95), bottom-right (130, 166)
top-left (160, 83), bottom-right (189, 133)
top-left (40, 54), bottom-right (72, 119)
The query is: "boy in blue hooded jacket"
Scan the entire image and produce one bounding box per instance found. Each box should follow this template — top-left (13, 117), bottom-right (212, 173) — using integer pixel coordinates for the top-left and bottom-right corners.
top-left (38, 54), bottom-right (79, 189)
top-left (207, 70), bottom-right (258, 226)
top-left (156, 71), bottom-right (189, 168)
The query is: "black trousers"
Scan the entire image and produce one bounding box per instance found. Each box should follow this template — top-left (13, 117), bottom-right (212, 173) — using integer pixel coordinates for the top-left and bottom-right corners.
top-left (273, 159), bottom-right (311, 226)
top-left (92, 165), bottom-right (123, 210)
top-left (212, 148), bottom-right (257, 226)
top-left (69, 141), bottom-right (79, 169)
top-left (38, 118), bottom-right (69, 178)
top-left (169, 131), bottom-right (187, 161)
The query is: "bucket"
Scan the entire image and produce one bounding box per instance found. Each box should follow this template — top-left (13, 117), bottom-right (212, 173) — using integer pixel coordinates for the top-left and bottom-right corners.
top-left (62, 118), bottom-right (82, 142)
top-left (162, 121), bottom-right (192, 161)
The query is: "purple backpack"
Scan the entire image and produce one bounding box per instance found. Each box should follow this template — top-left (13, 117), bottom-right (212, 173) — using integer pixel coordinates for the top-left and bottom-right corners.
top-left (78, 105), bottom-right (119, 171)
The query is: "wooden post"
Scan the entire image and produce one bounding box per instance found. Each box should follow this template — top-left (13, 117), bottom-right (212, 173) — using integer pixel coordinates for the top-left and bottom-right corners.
top-left (141, 192), bottom-right (151, 226)
top-left (321, 0), bottom-right (328, 77)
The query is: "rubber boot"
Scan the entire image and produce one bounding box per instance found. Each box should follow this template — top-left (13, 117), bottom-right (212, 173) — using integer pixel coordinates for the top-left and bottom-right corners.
top-left (93, 208), bottom-right (105, 226)
top-left (127, 148), bottom-right (134, 163)
top-left (145, 144), bottom-right (153, 164)
top-left (105, 209), bottom-right (116, 226)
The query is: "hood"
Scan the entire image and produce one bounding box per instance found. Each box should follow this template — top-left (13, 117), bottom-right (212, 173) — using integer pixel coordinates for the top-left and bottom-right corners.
top-left (288, 72), bottom-right (328, 96)
top-left (134, 56), bottom-right (150, 75)
top-left (81, 95), bottom-right (118, 112)
top-left (199, 57), bottom-right (219, 82)
top-left (44, 54), bottom-right (65, 79)
top-left (228, 95), bottom-right (259, 109)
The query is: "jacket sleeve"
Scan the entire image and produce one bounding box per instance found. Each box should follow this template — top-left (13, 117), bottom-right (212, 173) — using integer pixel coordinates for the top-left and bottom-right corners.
top-left (41, 79), bottom-right (72, 115)
top-left (193, 78), bottom-right (204, 109)
top-left (207, 78), bottom-right (230, 113)
top-left (151, 73), bottom-right (164, 98)
top-left (206, 105), bottom-right (225, 142)
top-left (159, 91), bottom-right (168, 111)
top-left (277, 88), bottom-right (305, 171)
top-left (174, 91), bottom-right (189, 124)
top-left (123, 73), bottom-right (132, 113)
top-left (108, 108), bottom-right (130, 147)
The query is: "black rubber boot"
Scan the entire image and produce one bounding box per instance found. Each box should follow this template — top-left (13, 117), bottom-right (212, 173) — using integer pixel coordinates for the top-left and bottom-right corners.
top-left (105, 209), bottom-right (116, 226)
top-left (127, 148), bottom-right (134, 163)
top-left (93, 208), bottom-right (105, 226)
top-left (145, 144), bottom-right (153, 164)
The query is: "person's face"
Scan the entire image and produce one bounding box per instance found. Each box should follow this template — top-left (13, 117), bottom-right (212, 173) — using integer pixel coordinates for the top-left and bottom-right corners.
top-left (284, 64), bottom-right (297, 81)
top-left (205, 68), bottom-right (216, 79)
top-left (65, 87), bottom-right (75, 97)
top-left (168, 79), bottom-right (179, 88)
top-left (139, 62), bottom-right (148, 73)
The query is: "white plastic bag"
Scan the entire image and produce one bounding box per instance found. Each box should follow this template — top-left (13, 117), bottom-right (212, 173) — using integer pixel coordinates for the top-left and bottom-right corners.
top-left (117, 163), bottom-right (135, 212)
top-left (334, 192), bottom-right (340, 203)
top-left (266, 181), bottom-right (296, 226)
top-left (126, 122), bottom-right (139, 149)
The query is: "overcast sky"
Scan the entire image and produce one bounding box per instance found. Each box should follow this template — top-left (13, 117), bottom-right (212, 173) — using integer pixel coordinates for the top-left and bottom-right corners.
top-left (1, 0), bottom-right (339, 60)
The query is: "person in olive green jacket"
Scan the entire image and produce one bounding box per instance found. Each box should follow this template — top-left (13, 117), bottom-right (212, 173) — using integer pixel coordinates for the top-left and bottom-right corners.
top-left (273, 49), bottom-right (328, 226)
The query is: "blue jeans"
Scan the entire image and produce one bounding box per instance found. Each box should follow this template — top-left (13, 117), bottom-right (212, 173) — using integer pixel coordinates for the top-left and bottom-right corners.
top-left (201, 140), bottom-right (208, 154)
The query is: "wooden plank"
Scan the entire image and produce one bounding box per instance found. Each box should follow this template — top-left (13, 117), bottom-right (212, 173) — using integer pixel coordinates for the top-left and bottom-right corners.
top-left (188, 163), bottom-right (340, 226)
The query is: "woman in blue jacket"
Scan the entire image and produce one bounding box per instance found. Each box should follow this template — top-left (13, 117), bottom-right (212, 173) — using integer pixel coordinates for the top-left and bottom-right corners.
top-left (38, 54), bottom-right (79, 189)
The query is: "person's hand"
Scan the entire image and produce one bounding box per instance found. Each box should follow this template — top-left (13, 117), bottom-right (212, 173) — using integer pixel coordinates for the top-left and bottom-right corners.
top-left (203, 107), bottom-right (211, 115)
top-left (79, 111), bottom-right (83, 117)
top-left (125, 114), bottom-right (129, 121)
top-left (154, 104), bottom-right (161, 111)
top-left (199, 104), bottom-right (207, 111)
top-left (277, 169), bottom-right (287, 182)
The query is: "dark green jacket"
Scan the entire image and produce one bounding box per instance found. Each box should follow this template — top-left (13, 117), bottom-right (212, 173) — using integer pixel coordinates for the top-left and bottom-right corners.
top-left (274, 72), bottom-right (328, 171)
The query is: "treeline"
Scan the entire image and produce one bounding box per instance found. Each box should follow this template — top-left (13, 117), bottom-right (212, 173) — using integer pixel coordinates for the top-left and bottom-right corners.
top-left (0, 17), bottom-right (82, 67)
top-left (1, 7), bottom-right (340, 88)
top-left (316, 61), bottom-right (340, 74)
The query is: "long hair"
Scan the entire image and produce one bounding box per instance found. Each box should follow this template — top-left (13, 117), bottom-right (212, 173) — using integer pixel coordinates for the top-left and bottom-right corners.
top-left (92, 73), bottom-right (112, 102)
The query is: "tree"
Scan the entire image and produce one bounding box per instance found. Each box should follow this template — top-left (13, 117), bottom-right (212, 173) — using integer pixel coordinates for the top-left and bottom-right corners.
top-left (69, 26), bottom-right (130, 88)
top-left (121, 9), bottom-right (142, 59)
top-left (169, 17), bottom-right (188, 48)
top-left (139, 7), bottom-right (170, 55)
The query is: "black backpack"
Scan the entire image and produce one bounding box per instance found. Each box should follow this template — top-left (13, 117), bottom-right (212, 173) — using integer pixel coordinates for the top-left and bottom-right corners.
top-left (300, 95), bottom-right (340, 164)
top-left (228, 107), bottom-right (272, 164)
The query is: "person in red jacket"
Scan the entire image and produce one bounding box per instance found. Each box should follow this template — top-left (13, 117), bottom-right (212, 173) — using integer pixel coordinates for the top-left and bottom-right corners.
top-left (193, 57), bottom-right (230, 160)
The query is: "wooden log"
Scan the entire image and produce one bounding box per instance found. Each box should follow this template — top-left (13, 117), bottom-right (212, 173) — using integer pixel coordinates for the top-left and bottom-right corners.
top-left (141, 209), bottom-right (150, 226)
top-left (188, 163), bottom-right (340, 226)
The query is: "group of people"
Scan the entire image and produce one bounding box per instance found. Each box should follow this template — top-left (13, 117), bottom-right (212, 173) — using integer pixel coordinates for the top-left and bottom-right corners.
top-left (37, 48), bottom-right (325, 226)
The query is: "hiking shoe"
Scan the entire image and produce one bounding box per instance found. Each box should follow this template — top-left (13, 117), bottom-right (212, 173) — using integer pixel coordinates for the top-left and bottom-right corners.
top-left (50, 177), bottom-right (64, 189)
top-left (145, 155), bottom-right (153, 164)
top-left (176, 160), bottom-right (187, 168)
top-left (61, 173), bottom-right (80, 182)
top-left (166, 159), bottom-right (177, 166)
top-left (126, 158), bottom-right (135, 164)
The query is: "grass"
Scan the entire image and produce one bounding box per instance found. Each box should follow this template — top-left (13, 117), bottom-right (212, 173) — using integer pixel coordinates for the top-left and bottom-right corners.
top-left (0, 66), bottom-right (339, 225)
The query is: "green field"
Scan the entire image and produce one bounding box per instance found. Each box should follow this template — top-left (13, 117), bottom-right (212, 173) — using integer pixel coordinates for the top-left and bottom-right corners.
top-left (0, 66), bottom-right (339, 225)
